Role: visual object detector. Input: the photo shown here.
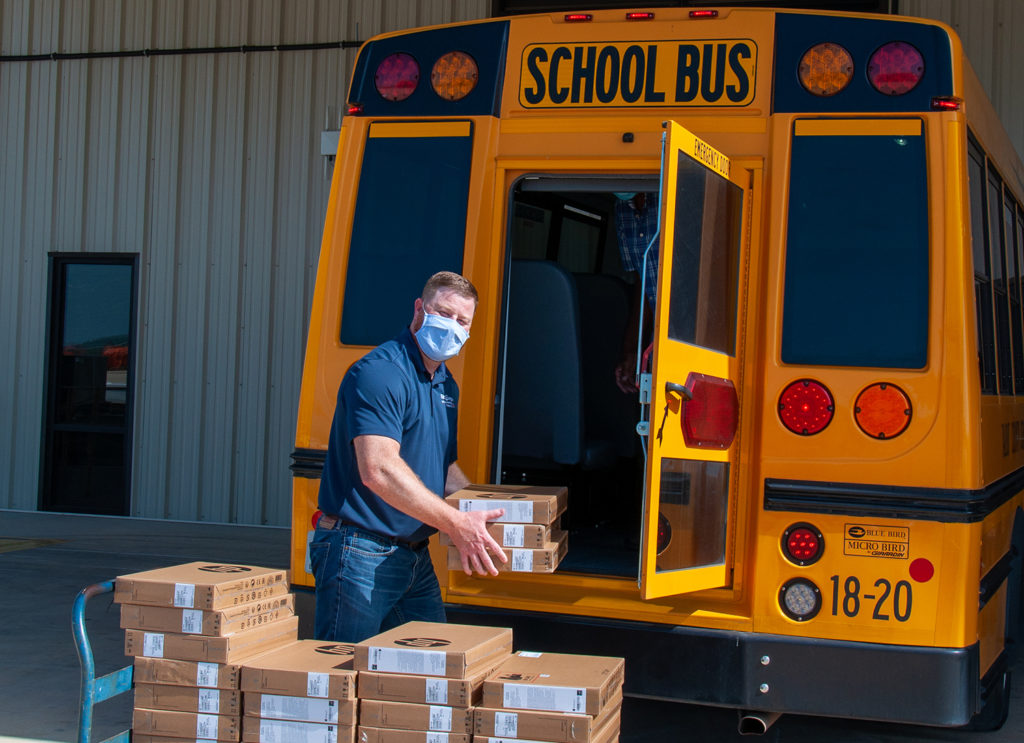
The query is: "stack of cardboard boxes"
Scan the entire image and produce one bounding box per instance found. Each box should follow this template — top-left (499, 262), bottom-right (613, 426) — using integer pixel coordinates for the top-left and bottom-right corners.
top-left (240, 640), bottom-right (359, 743)
top-left (115, 562), bottom-right (298, 742)
top-left (442, 486), bottom-right (569, 574)
top-left (354, 622), bottom-right (513, 743)
top-left (475, 651), bottom-right (625, 743)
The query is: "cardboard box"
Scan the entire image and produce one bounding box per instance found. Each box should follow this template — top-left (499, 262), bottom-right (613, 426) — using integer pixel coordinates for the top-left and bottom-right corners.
top-left (115, 562), bottom-right (289, 610)
top-left (241, 639), bottom-right (357, 700)
top-left (125, 615), bottom-right (299, 664)
top-left (446, 530), bottom-right (567, 574)
top-left (482, 652), bottom-right (625, 717)
top-left (241, 716), bottom-right (356, 743)
top-left (474, 708), bottom-right (621, 743)
top-left (121, 594), bottom-right (295, 636)
top-left (444, 485), bottom-right (567, 525)
top-left (474, 692), bottom-right (622, 742)
top-left (243, 693), bottom-right (357, 725)
top-left (132, 708), bottom-right (240, 741)
top-left (356, 727), bottom-right (470, 743)
top-left (133, 657), bottom-right (242, 689)
top-left (356, 665), bottom-right (491, 708)
top-left (134, 682), bottom-right (241, 715)
top-left (358, 700), bottom-right (472, 733)
top-left (354, 622), bottom-right (512, 679)
top-left (438, 522), bottom-right (551, 549)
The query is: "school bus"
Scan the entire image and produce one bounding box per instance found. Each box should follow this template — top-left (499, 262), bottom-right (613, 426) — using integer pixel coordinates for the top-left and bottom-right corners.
top-left (290, 6), bottom-right (1024, 730)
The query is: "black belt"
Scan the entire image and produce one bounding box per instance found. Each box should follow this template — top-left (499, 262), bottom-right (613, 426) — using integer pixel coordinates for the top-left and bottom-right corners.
top-left (318, 514), bottom-right (430, 551)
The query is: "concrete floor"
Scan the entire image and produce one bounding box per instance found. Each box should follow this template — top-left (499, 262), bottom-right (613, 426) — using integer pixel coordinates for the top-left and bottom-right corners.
top-left (1, 508), bottom-right (1021, 743)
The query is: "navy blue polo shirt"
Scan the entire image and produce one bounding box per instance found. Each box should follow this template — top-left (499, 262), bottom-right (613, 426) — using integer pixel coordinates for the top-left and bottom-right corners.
top-left (318, 328), bottom-right (459, 542)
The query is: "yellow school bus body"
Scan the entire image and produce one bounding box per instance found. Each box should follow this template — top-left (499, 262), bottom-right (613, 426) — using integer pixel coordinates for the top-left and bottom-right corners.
top-left (291, 7), bottom-right (1024, 729)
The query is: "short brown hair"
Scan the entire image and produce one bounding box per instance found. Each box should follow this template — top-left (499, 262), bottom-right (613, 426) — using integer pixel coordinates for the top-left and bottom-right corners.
top-left (422, 271), bottom-right (478, 304)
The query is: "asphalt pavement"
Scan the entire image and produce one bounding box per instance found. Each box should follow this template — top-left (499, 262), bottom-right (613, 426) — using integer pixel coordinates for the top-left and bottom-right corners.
top-left (1, 508), bottom-right (1021, 743)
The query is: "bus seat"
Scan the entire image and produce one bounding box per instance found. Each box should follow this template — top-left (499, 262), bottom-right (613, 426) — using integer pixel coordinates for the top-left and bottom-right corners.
top-left (502, 260), bottom-right (615, 470)
top-left (574, 273), bottom-right (639, 459)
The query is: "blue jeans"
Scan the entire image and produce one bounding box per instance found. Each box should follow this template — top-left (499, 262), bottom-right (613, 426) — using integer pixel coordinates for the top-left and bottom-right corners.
top-left (309, 523), bottom-right (446, 642)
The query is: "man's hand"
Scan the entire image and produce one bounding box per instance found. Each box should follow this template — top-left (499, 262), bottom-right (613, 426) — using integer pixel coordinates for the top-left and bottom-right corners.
top-left (445, 508), bottom-right (509, 576)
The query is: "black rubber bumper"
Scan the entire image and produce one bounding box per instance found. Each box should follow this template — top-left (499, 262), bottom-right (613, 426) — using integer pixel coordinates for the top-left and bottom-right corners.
top-left (446, 604), bottom-right (979, 726)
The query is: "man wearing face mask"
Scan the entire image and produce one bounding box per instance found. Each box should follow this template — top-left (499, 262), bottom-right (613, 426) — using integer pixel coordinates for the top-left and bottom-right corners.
top-left (310, 271), bottom-right (508, 643)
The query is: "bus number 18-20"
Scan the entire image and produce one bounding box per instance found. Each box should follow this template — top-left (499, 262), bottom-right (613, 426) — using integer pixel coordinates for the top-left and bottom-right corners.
top-left (830, 575), bottom-right (912, 621)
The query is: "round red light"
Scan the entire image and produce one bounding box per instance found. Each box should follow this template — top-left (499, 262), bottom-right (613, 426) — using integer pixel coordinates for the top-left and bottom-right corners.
top-left (778, 380), bottom-right (834, 435)
top-left (375, 52), bottom-right (420, 101)
top-left (867, 42), bottom-right (924, 96)
top-left (657, 512), bottom-right (672, 555)
top-left (782, 523), bottom-right (824, 566)
top-left (909, 557), bottom-right (934, 583)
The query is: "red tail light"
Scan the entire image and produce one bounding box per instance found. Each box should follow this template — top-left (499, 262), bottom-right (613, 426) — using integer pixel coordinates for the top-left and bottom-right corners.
top-left (867, 41), bottom-right (924, 95)
top-left (778, 379), bottom-right (834, 435)
top-left (375, 52), bottom-right (419, 101)
top-left (680, 373), bottom-right (738, 449)
top-left (782, 523), bottom-right (824, 566)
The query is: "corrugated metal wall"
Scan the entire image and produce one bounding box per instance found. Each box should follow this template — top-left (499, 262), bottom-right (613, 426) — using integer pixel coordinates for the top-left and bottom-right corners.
top-left (901, 0), bottom-right (1024, 161)
top-left (0, 0), bottom-right (489, 525)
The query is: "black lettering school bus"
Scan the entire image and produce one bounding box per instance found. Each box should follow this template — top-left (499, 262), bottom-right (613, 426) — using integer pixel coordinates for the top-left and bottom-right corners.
top-left (290, 7), bottom-right (1024, 730)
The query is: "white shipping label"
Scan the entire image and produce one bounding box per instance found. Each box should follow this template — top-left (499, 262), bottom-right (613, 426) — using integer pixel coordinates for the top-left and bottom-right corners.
top-left (196, 662), bottom-right (219, 687)
top-left (142, 633), bottom-right (165, 658)
top-left (481, 738), bottom-right (548, 743)
top-left (198, 688), bottom-right (220, 714)
top-left (429, 705), bottom-right (453, 731)
top-left (494, 711), bottom-right (518, 737)
top-left (425, 678), bottom-right (448, 704)
top-left (195, 713), bottom-right (218, 738)
top-left (517, 652), bottom-right (543, 658)
top-left (173, 582), bottom-right (196, 608)
top-left (181, 609), bottom-right (203, 634)
top-left (425, 734), bottom-right (449, 743)
top-left (307, 671), bottom-right (330, 698)
top-left (458, 499), bottom-right (534, 523)
top-left (510, 549), bottom-right (534, 572)
top-left (502, 524), bottom-right (525, 548)
top-left (368, 647), bottom-right (446, 676)
top-left (259, 719), bottom-right (338, 743)
top-left (502, 683), bottom-right (587, 713)
top-left (261, 693), bottom-right (339, 723)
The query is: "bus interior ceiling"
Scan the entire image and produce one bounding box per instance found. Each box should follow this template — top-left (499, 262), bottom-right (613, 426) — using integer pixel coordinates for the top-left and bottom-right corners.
top-left (497, 181), bottom-right (656, 578)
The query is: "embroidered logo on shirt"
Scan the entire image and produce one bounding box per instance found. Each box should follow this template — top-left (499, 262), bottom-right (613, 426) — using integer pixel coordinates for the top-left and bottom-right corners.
top-left (438, 392), bottom-right (456, 408)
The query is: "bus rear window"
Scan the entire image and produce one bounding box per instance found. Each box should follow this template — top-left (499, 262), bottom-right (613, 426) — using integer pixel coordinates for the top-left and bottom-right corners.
top-left (782, 123), bottom-right (928, 369)
top-left (340, 122), bottom-right (473, 346)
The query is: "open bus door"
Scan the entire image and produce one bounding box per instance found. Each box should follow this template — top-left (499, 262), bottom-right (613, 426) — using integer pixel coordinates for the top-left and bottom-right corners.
top-left (640, 122), bottom-right (749, 600)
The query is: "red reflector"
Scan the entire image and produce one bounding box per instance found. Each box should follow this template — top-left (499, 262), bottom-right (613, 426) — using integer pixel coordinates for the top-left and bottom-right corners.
top-left (910, 558), bottom-right (934, 582)
top-left (868, 41), bottom-right (924, 95)
top-left (689, 10), bottom-right (719, 19)
top-left (626, 12), bottom-right (655, 20)
top-left (783, 523), bottom-right (824, 566)
top-left (931, 96), bottom-right (961, 111)
top-left (375, 52), bottom-right (419, 101)
top-left (565, 13), bottom-right (592, 22)
top-left (680, 373), bottom-right (738, 449)
top-left (778, 379), bottom-right (834, 436)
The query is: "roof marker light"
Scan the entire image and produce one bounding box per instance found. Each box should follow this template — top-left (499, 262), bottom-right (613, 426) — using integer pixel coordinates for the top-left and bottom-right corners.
top-left (346, 103), bottom-right (363, 115)
top-left (931, 96), bottom-right (962, 111)
top-left (565, 13), bottom-right (592, 22)
top-left (627, 12), bottom-right (655, 20)
top-left (689, 10), bottom-right (719, 19)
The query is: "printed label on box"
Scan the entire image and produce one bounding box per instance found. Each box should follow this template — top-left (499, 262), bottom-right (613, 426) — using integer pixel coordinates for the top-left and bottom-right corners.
top-left (494, 711), bottom-right (518, 737)
top-left (198, 688), bottom-right (220, 714)
top-left (502, 525), bottom-right (525, 548)
top-left (261, 694), bottom-right (338, 723)
top-left (510, 549), bottom-right (533, 572)
top-left (174, 582), bottom-right (196, 608)
top-left (517, 652), bottom-right (543, 658)
top-left (429, 705), bottom-right (453, 731)
top-left (425, 678), bottom-right (448, 704)
top-left (143, 633), bottom-right (165, 658)
top-left (503, 683), bottom-right (587, 713)
top-left (307, 671), bottom-right (329, 698)
top-left (258, 719), bottom-right (338, 743)
top-left (182, 609), bottom-right (203, 633)
top-left (196, 713), bottom-right (218, 738)
top-left (426, 733), bottom-right (449, 743)
top-left (459, 499), bottom-right (534, 523)
top-left (196, 662), bottom-right (219, 687)
top-left (368, 647), bottom-right (446, 676)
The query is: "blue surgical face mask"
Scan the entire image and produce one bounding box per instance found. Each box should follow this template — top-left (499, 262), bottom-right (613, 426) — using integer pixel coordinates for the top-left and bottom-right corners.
top-left (614, 192), bottom-right (638, 201)
top-left (415, 312), bottom-right (469, 362)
